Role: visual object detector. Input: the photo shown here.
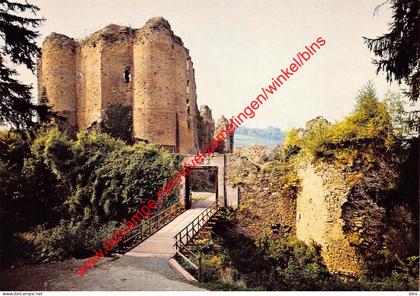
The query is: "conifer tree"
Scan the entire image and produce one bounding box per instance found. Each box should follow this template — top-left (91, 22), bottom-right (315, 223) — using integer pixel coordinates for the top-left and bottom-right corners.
top-left (0, 0), bottom-right (53, 134)
top-left (364, 0), bottom-right (419, 102)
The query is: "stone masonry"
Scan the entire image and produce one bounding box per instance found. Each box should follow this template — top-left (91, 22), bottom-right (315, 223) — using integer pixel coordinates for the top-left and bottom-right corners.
top-left (38, 17), bottom-right (227, 154)
top-left (296, 162), bottom-right (415, 276)
top-left (214, 116), bottom-right (234, 153)
top-left (296, 164), bottom-right (366, 275)
top-left (197, 105), bottom-right (214, 150)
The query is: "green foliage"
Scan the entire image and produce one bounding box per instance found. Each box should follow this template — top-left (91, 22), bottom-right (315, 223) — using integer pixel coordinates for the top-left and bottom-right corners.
top-left (188, 218), bottom-right (419, 291)
top-left (0, 131), bottom-right (64, 230)
top-left (0, 0), bottom-right (54, 134)
top-left (189, 232), bottom-right (271, 290)
top-left (281, 83), bottom-right (401, 168)
top-left (252, 235), bottom-right (341, 290)
top-left (383, 91), bottom-right (419, 139)
top-left (301, 116), bottom-right (332, 159)
top-left (31, 128), bottom-right (180, 223)
top-left (0, 128), bottom-right (181, 265)
top-left (281, 128), bottom-right (304, 158)
top-left (336, 84), bottom-right (394, 143)
top-left (33, 220), bottom-right (118, 259)
top-left (191, 170), bottom-right (216, 192)
top-left (260, 161), bottom-right (299, 194)
top-left (100, 103), bottom-right (134, 143)
top-left (0, 131), bottom-right (26, 203)
top-left (364, 0), bottom-right (420, 101)
top-left (258, 236), bottom-right (324, 269)
top-left (283, 144), bottom-right (301, 161)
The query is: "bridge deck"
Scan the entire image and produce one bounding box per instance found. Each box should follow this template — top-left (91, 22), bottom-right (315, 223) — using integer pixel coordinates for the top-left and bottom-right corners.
top-left (125, 193), bottom-right (215, 258)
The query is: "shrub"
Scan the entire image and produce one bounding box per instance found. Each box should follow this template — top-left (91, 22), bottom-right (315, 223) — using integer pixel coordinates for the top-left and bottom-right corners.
top-left (281, 83), bottom-right (399, 165)
top-left (192, 216), bottom-right (419, 291)
top-left (0, 128), bottom-right (181, 266)
top-left (31, 128), bottom-right (180, 224)
top-left (33, 220), bottom-right (118, 259)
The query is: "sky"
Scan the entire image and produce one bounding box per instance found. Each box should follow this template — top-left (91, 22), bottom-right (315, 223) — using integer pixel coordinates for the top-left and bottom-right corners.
top-left (17, 0), bottom-right (412, 130)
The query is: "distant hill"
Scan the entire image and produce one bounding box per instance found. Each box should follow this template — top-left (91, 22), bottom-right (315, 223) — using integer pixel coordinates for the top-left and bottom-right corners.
top-left (234, 126), bottom-right (284, 147)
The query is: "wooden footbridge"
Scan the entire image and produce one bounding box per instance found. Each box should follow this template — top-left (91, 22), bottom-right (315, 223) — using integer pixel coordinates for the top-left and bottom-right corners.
top-left (117, 193), bottom-right (221, 281)
top-left (114, 154), bottom-right (239, 281)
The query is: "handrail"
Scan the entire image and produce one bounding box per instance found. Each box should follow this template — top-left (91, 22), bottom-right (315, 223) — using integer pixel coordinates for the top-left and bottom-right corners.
top-left (116, 201), bottom-right (184, 253)
top-left (174, 200), bottom-right (219, 251)
top-left (124, 201), bottom-right (180, 243)
top-left (173, 200), bottom-right (220, 282)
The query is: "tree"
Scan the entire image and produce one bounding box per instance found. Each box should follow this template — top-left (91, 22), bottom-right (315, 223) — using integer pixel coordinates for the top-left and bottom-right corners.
top-left (383, 91), bottom-right (419, 139)
top-left (0, 0), bottom-right (53, 134)
top-left (363, 0), bottom-right (420, 101)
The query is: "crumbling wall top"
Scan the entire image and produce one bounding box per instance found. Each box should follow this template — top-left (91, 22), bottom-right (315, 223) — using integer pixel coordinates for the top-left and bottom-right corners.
top-left (81, 24), bottom-right (136, 46)
top-left (144, 16), bottom-right (171, 30)
top-left (200, 105), bottom-right (213, 120)
top-left (216, 116), bottom-right (229, 129)
top-left (136, 16), bottom-right (184, 46)
top-left (43, 32), bottom-right (78, 49)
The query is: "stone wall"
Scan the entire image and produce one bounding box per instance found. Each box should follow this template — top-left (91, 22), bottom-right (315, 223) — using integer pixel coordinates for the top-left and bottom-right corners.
top-left (227, 147), bottom-right (297, 238)
top-left (296, 164), bottom-right (365, 275)
top-left (215, 116), bottom-right (234, 153)
top-left (296, 162), bottom-right (415, 276)
top-left (38, 33), bottom-right (78, 133)
top-left (132, 21), bottom-right (178, 150)
top-left (198, 105), bottom-right (214, 148)
top-left (76, 37), bottom-right (102, 129)
top-left (99, 26), bottom-right (133, 112)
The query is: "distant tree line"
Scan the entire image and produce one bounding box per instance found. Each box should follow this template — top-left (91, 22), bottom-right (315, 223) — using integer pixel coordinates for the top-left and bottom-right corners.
top-left (235, 126), bottom-right (284, 140)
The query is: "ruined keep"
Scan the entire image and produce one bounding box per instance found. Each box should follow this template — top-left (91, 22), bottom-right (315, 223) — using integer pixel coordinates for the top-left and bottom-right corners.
top-left (38, 17), bottom-right (228, 154)
top-left (214, 116), bottom-right (234, 153)
top-left (198, 105), bottom-right (214, 149)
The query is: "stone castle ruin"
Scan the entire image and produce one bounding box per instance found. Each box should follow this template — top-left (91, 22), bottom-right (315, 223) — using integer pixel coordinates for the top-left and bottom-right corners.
top-left (38, 17), bottom-right (232, 154)
top-left (36, 16), bottom-right (416, 278)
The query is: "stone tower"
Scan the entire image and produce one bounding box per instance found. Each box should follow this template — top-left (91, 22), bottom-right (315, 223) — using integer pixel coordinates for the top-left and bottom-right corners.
top-left (197, 105), bottom-right (214, 149)
top-left (38, 17), bottom-right (201, 154)
top-left (37, 33), bottom-right (79, 134)
top-left (215, 116), bottom-right (234, 153)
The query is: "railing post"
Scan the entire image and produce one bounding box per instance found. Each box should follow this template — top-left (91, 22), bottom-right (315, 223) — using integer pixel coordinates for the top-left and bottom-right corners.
top-left (198, 254), bottom-right (202, 282)
top-left (148, 219), bottom-right (151, 236)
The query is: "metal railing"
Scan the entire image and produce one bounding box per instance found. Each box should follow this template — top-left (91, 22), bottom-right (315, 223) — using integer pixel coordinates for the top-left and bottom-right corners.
top-left (116, 201), bottom-right (184, 253)
top-left (174, 200), bottom-right (220, 281)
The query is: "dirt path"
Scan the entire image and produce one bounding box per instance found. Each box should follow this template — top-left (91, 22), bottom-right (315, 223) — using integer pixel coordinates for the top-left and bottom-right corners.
top-left (0, 256), bottom-right (204, 291)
